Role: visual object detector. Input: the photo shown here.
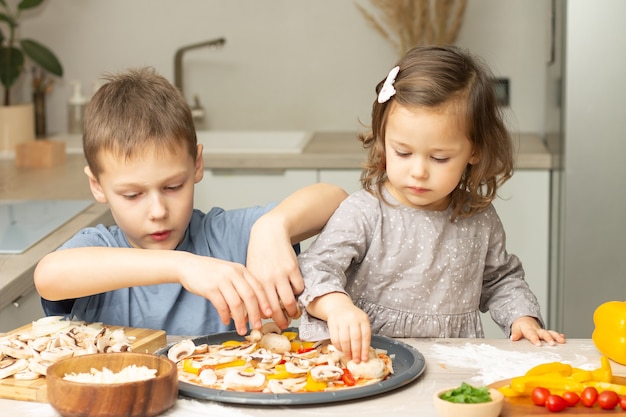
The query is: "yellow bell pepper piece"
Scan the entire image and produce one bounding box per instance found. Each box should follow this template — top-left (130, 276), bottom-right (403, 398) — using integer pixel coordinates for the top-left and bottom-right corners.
top-left (305, 372), bottom-right (327, 392)
top-left (585, 381), bottom-right (626, 395)
top-left (266, 364), bottom-right (298, 380)
top-left (497, 384), bottom-right (525, 397)
top-left (571, 369), bottom-right (593, 382)
top-left (592, 300), bottom-right (626, 366)
top-left (222, 340), bottom-right (244, 347)
top-left (524, 362), bottom-right (573, 377)
top-left (282, 331), bottom-right (299, 341)
top-left (510, 373), bottom-right (585, 395)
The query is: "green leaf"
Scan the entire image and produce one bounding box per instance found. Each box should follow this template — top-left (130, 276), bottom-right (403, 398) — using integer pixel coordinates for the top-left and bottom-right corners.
top-left (0, 12), bottom-right (17, 29)
top-left (0, 46), bottom-right (24, 89)
top-left (440, 382), bottom-right (492, 404)
top-left (18, 0), bottom-right (44, 11)
top-left (0, 1), bottom-right (7, 9)
top-left (20, 38), bottom-right (63, 76)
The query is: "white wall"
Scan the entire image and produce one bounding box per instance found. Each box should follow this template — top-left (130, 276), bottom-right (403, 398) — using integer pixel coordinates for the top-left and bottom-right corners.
top-left (15, 0), bottom-right (548, 135)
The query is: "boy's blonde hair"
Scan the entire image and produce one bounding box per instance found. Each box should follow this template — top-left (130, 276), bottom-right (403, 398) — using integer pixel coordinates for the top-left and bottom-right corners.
top-left (83, 67), bottom-right (197, 178)
top-left (360, 45), bottom-right (513, 220)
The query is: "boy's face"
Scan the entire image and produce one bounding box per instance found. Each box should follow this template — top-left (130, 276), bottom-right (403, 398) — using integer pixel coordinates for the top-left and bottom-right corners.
top-left (85, 142), bottom-right (204, 250)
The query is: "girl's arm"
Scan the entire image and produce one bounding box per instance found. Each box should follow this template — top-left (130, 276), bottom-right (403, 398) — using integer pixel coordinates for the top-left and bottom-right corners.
top-left (246, 183), bottom-right (348, 328)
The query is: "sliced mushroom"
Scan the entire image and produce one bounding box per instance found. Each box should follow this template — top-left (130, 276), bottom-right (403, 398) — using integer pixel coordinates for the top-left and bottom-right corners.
top-left (0, 340), bottom-right (34, 359)
top-left (199, 368), bottom-right (218, 385)
top-left (309, 365), bottom-right (344, 382)
top-left (261, 321), bottom-right (281, 335)
top-left (168, 339), bottom-right (196, 362)
top-left (246, 348), bottom-right (282, 369)
top-left (223, 368), bottom-right (266, 392)
top-left (217, 342), bottom-right (258, 357)
top-left (0, 358), bottom-right (28, 380)
top-left (39, 346), bottom-right (74, 363)
top-left (13, 371), bottom-right (41, 381)
top-left (284, 357), bottom-right (314, 374)
top-left (259, 333), bottom-right (291, 354)
top-left (347, 356), bottom-right (387, 379)
top-left (28, 358), bottom-right (55, 376)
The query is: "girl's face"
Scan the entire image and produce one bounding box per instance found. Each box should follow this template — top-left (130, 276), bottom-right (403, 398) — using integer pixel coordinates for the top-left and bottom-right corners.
top-left (384, 102), bottom-right (479, 211)
top-left (86, 142), bottom-right (204, 250)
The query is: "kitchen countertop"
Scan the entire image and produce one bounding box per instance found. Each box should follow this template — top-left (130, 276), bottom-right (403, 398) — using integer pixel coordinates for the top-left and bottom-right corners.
top-left (0, 130), bottom-right (552, 313)
top-left (52, 131), bottom-right (553, 170)
top-left (0, 338), bottom-right (622, 416)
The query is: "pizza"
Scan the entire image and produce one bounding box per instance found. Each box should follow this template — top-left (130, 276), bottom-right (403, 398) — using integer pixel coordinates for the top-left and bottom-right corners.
top-left (167, 322), bottom-right (393, 393)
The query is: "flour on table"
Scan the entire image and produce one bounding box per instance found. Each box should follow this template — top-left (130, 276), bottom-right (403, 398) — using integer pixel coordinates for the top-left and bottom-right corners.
top-left (428, 342), bottom-right (595, 385)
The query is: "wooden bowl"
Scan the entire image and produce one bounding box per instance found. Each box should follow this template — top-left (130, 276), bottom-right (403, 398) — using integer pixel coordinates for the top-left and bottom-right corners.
top-left (433, 387), bottom-right (504, 417)
top-left (46, 352), bottom-right (178, 417)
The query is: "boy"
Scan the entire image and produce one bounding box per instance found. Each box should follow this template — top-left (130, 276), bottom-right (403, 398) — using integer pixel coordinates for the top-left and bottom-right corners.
top-left (34, 67), bottom-right (347, 336)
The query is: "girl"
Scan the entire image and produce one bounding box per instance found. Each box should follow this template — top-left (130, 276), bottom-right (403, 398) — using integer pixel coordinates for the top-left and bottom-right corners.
top-left (297, 45), bottom-right (565, 363)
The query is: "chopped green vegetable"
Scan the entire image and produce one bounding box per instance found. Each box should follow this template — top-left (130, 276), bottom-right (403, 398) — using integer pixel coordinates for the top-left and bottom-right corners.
top-left (439, 382), bottom-right (492, 404)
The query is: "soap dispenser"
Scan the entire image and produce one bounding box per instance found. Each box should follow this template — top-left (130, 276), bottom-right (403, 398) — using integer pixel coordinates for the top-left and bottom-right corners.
top-left (68, 81), bottom-right (88, 134)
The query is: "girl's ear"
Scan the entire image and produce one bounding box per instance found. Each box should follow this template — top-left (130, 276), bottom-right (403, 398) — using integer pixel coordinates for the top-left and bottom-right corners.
top-left (84, 166), bottom-right (107, 203)
top-left (469, 149), bottom-right (481, 165)
top-left (194, 144), bottom-right (204, 183)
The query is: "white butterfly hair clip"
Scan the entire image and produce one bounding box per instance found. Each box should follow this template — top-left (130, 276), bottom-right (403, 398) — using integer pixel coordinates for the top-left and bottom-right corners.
top-left (377, 66), bottom-right (400, 104)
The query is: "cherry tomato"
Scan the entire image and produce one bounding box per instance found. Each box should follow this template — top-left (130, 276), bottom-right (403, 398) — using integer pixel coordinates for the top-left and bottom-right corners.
top-left (561, 391), bottom-right (580, 407)
top-left (580, 386), bottom-right (598, 407)
top-left (620, 395), bottom-right (626, 410)
top-left (597, 390), bottom-right (619, 410)
top-left (545, 394), bottom-right (568, 413)
top-left (531, 387), bottom-right (551, 406)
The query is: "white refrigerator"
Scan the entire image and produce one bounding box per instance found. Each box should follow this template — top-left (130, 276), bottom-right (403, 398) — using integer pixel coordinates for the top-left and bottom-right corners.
top-left (548, 0), bottom-right (626, 337)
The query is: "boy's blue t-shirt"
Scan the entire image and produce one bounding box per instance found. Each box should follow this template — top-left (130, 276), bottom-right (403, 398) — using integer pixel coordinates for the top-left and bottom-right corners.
top-left (41, 205), bottom-right (292, 336)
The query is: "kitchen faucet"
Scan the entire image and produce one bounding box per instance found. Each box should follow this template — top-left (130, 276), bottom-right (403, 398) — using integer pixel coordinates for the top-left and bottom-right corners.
top-left (173, 37), bottom-right (226, 126)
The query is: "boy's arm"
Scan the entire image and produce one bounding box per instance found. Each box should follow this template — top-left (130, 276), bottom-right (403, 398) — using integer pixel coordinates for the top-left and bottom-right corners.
top-left (34, 247), bottom-right (270, 335)
top-left (246, 182), bottom-right (348, 328)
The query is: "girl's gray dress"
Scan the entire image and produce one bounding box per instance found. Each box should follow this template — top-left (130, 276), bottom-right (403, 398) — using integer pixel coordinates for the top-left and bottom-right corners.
top-left (298, 188), bottom-right (543, 340)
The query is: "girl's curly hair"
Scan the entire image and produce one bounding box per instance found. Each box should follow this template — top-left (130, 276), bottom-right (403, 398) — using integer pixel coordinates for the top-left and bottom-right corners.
top-left (360, 45), bottom-right (513, 221)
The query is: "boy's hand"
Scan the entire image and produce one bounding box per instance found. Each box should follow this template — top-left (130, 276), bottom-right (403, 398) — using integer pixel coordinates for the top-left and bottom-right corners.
top-left (178, 256), bottom-right (270, 336)
top-left (247, 219), bottom-right (304, 329)
top-left (510, 316), bottom-right (566, 347)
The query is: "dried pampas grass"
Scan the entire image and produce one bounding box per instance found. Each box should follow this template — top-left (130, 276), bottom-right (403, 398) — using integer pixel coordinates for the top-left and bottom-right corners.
top-left (355, 0), bottom-right (467, 55)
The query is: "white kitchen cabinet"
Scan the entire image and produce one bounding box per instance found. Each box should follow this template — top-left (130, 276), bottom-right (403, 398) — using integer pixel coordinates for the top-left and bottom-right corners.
top-left (0, 288), bottom-right (43, 332)
top-left (484, 170), bottom-right (550, 338)
top-left (195, 169), bottom-right (317, 212)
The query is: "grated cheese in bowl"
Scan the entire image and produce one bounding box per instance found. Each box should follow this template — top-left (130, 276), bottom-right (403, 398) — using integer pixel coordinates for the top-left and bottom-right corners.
top-left (63, 364), bottom-right (157, 384)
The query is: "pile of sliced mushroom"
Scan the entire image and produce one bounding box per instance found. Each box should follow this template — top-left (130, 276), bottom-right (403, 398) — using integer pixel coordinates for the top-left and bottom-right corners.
top-left (0, 316), bottom-right (133, 381)
top-left (170, 322), bottom-right (393, 394)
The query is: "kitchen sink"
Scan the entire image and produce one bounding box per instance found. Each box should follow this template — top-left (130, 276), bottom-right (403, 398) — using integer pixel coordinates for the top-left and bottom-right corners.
top-left (196, 131), bottom-right (313, 154)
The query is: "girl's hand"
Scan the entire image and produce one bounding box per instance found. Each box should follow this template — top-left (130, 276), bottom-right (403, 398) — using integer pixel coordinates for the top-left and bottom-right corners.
top-left (178, 255), bottom-right (269, 336)
top-left (326, 304), bottom-right (372, 363)
top-left (247, 216), bottom-right (304, 329)
top-left (510, 316), bottom-right (566, 346)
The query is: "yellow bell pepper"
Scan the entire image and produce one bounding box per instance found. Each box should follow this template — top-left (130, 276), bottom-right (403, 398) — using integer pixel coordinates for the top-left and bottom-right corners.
top-left (524, 362), bottom-right (573, 377)
top-left (592, 300), bottom-right (626, 365)
top-left (266, 364), bottom-right (298, 380)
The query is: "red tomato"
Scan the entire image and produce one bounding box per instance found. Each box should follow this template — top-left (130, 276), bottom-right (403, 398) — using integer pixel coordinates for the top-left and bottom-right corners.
top-left (620, 395), bottom-right (626, 410)
top-left (597, 390), bottom-right (619, 410)
top-left (580, 386), bottom-right (598, 407)
top-left (531, 387), bottom-right (551, 406)
top-left (545, 394), bottom-right (568, 413)
top-left (561, 391), bottom-right (580, 407)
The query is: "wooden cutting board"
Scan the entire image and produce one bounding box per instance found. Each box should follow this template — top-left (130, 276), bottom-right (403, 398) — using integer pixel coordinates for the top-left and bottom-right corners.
top-left (489, 376), bottom-right (626, 416)
top-left (0, 323), bottom-right (166, 403)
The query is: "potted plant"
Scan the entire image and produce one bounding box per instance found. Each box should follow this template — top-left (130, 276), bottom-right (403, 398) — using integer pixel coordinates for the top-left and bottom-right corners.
top-left (0, 0), bottom-right (63, 151)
